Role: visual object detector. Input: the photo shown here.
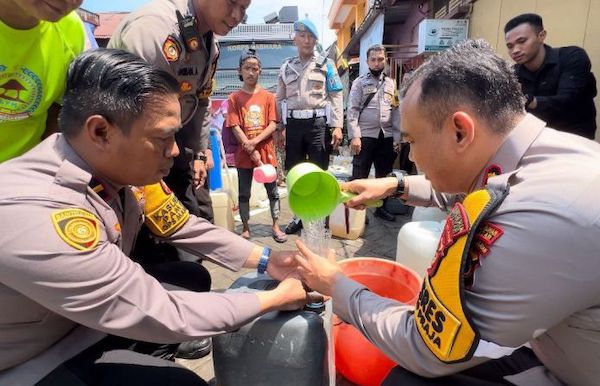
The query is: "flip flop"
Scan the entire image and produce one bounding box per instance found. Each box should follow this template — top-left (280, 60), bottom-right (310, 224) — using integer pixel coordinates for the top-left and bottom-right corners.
top-left (272, 231), bottom-right (287, 243)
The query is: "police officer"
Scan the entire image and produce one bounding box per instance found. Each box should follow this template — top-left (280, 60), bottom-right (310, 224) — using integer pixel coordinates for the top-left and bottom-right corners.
top-left (109, 0), bottom-right (251, 223)
top-left (347, 43), bottom-right (400, 222)
top-left (108, 0), bottom-right (250, 357)
top-left (0, 50), bottom-right (314, 386)
top-left (276, 18), bottom-right (344, 234)
top-left (295, 40), bottom-right (600, 385)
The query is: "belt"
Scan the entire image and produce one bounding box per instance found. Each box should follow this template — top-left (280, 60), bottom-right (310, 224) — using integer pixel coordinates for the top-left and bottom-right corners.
top-left (287, 108), bottom-right (326, 120)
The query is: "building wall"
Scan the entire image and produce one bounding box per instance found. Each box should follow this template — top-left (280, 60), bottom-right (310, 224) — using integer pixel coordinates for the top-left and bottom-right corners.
top-left (470, 0), bottom-right (600, 140)
top-left (385, 1), bottom-right (428, 46)
top-left (334, 0), bottom-right (369, 55)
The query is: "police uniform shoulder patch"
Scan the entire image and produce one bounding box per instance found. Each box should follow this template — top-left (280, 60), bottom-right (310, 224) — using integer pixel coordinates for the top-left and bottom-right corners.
top-left (51, 208), bottom-right (100, 251)
top-left (163, 36), bottom-right (181, 62)
top-left (197, 78), bottom-right (216, 100)
top-left (391, 88), bottom-right (400, 107)
top-left (143, 180), bottom-right (190, 238)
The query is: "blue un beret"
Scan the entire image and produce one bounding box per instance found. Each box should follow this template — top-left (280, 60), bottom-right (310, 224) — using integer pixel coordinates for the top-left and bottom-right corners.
top-left (294, 18), bottom-right (318, 39)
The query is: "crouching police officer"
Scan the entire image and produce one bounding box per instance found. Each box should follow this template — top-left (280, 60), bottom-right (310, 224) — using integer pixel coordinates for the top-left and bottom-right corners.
top-left (0, 50), bottom-right (314, 386)
top-left (295, 39), bottom-right (600, 386)
top-left (276, 18), bottom-right (344, 234)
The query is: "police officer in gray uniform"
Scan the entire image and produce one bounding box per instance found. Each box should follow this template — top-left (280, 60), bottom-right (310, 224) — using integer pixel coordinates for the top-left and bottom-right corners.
top-left (276, 18), bottom-right (344, 234)
top-left (108, 0), bottom-right (250, 357)
top-left (296, 40), bottom-right (600, 386)
top-left (0, 50), bottom-right (313, 386)
top-left (109, 0), bottom-right (251, 222)
top-left (347, 43), bottom-right (400, 222)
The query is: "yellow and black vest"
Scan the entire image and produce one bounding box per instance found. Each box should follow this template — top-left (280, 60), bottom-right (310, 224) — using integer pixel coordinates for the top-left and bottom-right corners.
top-left (414, 186), bottom-right (508, 363)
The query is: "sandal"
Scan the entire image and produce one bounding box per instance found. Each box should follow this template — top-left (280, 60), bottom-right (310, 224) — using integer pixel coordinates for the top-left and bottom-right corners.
top-left (272, 231), bottom-right (287, 243)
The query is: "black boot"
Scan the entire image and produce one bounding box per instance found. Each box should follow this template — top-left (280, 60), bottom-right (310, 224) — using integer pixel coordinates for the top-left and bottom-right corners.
top-left (374, 207), bottom-right (395, 222)
top-left (175, 338), bottom-right (212, 360)
top-left (284, 217), bottom-right (303, 234)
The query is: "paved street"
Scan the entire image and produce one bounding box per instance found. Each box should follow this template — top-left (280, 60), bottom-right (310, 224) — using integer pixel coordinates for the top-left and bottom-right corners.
top-left (177, 190), bottom-right (413, 385)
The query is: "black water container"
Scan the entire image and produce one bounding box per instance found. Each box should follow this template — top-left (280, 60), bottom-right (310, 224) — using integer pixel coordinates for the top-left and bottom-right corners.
top-left (213, 273), bottom-right (334, 386)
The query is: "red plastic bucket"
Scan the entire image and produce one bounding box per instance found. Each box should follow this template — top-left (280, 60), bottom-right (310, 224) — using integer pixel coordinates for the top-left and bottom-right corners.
top-left (333, 258), bottom-right (422, 386)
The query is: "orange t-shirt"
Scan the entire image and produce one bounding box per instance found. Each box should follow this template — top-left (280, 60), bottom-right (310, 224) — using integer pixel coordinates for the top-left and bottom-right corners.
top-left (226, 88), bottom-right (278, 169)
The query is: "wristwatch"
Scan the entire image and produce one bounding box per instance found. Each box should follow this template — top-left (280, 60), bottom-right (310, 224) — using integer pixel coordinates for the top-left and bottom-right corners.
top-left (387, 171), bottom-right (405, 198)
top-left (257, 247), bottom-right (271, 274)
top-left (193, 153), bottom-right (207, 162)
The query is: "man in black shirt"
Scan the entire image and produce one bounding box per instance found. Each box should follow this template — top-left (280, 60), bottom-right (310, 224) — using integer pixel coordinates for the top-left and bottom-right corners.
top-left (505, 13), bottom-right (597, 139)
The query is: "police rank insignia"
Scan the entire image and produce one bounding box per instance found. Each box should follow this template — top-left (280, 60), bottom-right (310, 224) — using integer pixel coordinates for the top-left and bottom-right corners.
top-left (482, 164), bottom-right (502, 186)
top-left (465, 221), bottom-right (504, 288)
top-left (162, 36), bottom-right (181, 62)
top-left (51, 208), bottom-right (100, 251)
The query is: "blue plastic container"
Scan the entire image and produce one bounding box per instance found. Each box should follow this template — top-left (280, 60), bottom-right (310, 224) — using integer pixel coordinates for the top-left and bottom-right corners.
top-left (209, 127), bottom-right (223, 191)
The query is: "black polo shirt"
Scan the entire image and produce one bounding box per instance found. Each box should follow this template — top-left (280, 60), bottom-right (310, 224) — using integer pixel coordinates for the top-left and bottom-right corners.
top-left (515, 44), bottom-right (597, 139)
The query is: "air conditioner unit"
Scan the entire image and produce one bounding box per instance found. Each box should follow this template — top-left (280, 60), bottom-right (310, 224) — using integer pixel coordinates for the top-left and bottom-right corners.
top-left (264, 12), bottom-right (279, 24)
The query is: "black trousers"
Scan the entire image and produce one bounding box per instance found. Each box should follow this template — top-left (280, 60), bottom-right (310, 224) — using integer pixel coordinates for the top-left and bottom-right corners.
top-left (350, 131), bottom-right (396, 180)
top-left (37, 335), bottom-right (208, 386)
top-left (37, 261), bottom-right (212, 385)
top-left (164, 138), bottom-right (214, 223)
top-left (396, 142), bottom-right (416, 174)
top-left (237, 168), bottom-right (280, 222)
top-left (285, 116), bottom-right (332, 171)
top-left (381, 347), bottom-right (543, 386)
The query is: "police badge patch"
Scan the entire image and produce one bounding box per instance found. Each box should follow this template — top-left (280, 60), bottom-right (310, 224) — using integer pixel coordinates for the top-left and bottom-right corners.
top-left (162, 36), bottom-right (181, 62)
top-left (180, 81), bottom-right (192, 93)
top-left (51, 208), bottom-right (100, 251)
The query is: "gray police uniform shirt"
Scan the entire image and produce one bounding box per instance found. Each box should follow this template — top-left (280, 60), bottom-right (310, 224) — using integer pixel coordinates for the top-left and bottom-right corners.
top-left (275, 56), bottom-right (343, 128)
top-left (333, 114), bottom-right (600, 386)
top-left (108, 0), bottom-right (218, 153)
top-left (346, 72), bottom-right (400, 142)
top-left (0, 134), bottom-right (261, 379)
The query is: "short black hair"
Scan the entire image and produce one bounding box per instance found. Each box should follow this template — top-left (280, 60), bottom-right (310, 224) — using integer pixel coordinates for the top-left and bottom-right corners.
top-left (400, 39), bottom-right (524, 135)
top-left (366, 44), bottom-right (385, 58)
top-left (59, 49), bottom-right (180, 137)
top-left (504, 13), bottom-right (544, 34)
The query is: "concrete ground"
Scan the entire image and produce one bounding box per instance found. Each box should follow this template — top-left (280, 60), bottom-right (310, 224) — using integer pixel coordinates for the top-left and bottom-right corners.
top-left (177, 192), bottom-right (413, 385)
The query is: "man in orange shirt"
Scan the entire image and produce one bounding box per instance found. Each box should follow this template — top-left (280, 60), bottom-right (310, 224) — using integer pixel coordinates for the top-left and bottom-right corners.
top-left (226, 47), bottom-right (287, 243)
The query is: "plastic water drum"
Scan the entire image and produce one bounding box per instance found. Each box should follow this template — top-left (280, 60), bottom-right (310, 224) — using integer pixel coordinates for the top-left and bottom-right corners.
top-left (249, 176), bottom-right (269, 208)
top-left (220, 167), bottom-right (239, 208)
top-left (210, 191), bottom-right (234, 231)
top-left (208, 128), bottom-right (223, 191)
top-left (333, 258), bottom-right (421, 386)
top-left (396, 221), bottom-right (445, 277)
top-left (329, 203), bottom-right (366, 240)
top-left (411, 206), bottom-right (448, 222)
top-left (213, 273), bottom-right (335, 386)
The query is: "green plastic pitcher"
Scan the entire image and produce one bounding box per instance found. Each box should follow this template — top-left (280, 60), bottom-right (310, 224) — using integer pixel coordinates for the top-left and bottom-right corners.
top-left (287, 162), bottom-right (382, 221)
